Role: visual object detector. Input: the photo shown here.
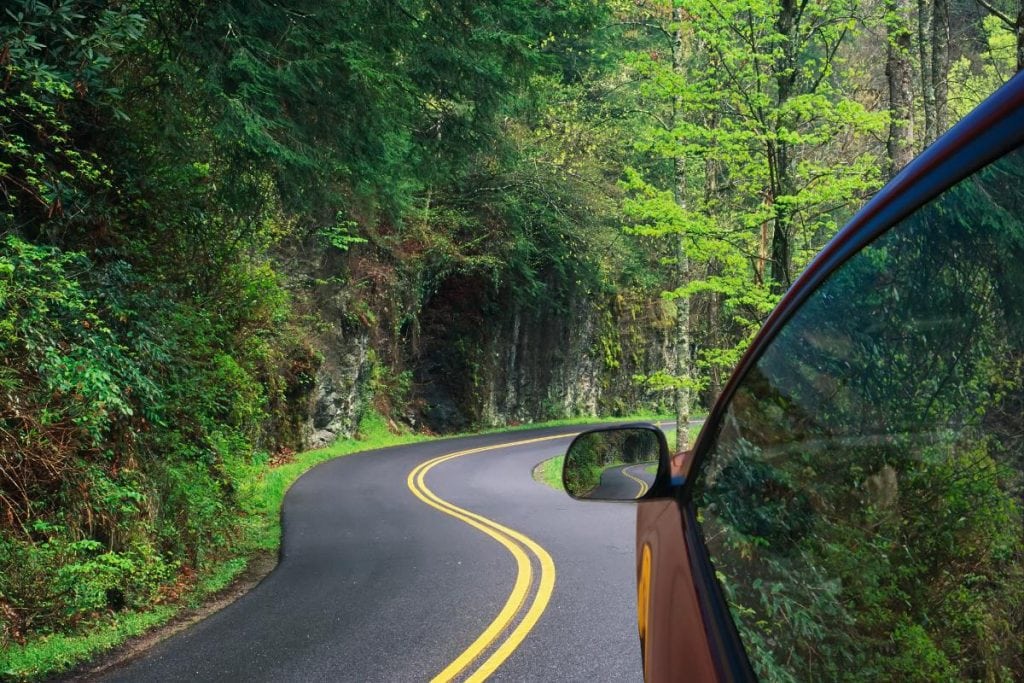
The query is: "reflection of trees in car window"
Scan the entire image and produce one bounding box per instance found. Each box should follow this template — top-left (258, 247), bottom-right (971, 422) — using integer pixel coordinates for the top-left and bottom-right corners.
top-left (695, 149), bottom-right (1024, 681)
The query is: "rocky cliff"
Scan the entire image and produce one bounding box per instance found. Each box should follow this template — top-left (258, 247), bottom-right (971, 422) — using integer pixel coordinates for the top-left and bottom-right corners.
top-left (289, 249), bottom-right (673, 447)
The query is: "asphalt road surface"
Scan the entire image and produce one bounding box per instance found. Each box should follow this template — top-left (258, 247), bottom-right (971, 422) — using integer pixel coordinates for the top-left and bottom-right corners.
top-left (101, 425), bottom-right (648, 682)
top-left (590, 463), bottom-right (657, 500)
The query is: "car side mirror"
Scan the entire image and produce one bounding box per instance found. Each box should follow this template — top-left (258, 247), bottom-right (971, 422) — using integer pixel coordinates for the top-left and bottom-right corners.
top-left (562, 425), bottom-right (671, 500)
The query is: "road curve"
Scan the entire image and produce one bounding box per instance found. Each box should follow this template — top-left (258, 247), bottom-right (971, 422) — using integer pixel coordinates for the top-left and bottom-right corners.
top-left (589, 463), bottom-right (657, 500)
top-left (99, 425), bottom-right (644, 682)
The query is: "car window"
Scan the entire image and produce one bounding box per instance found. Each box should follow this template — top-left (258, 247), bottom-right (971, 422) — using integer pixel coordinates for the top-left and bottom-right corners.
top-left (692, 147), bottom-right (1024, 681)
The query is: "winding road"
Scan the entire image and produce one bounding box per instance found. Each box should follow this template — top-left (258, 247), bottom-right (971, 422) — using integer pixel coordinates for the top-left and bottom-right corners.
top-left (590, 463), bottom-right (657, 500)
top-left (100, 425), bottom-right (645, 682)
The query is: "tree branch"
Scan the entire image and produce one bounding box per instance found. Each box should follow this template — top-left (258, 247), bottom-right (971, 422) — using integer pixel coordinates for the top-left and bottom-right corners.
top-left (972, 0), bottom-right (1015, 28)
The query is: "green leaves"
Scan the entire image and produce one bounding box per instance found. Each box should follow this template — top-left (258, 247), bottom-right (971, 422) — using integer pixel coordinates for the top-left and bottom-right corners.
top-left (0, 237), bottom-right (148, 451)
top-left (316, 216), bottom-right (368, 253)
top-left (0, 1), bottom-right (148, 227)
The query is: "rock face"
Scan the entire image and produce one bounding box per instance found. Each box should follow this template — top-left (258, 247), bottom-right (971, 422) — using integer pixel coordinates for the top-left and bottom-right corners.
top-left (281, 246), bottom-right (378, 449)
top-left (408, 273), bottom-right (671, 433)
top-left (306, 334), bottom-right (369, 448)
top-left (290, 257), bottom-right (672, 446)
top-left (475, 296), bottom-right (602, 426)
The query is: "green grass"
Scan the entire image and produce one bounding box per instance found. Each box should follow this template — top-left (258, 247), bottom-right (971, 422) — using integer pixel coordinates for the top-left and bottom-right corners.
top-left (195, 557), bottom-right (249, 599)
top-left (533, 454), bottom-right (565, 490)
top-left (664, 421), bottom-right (704, 452)
top-left (1, 410), bottom-right (669, 680)
top-left (2, 607), bottom-right (177, 680)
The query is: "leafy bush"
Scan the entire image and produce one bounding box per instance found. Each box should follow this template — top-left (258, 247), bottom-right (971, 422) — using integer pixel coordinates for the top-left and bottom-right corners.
top-left (0, 224), bottom-right (298, 646)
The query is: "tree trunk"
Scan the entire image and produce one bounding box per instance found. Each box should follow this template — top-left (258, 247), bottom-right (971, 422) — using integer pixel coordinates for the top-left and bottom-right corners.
top-left (768, 0), bottom-right (796, 291)
top-left (769, 205), bottom-right (791, 290)
top-left (703, 112), bottom-right (723, 409)
top-left (931, 0), bottom-right (950, 134)
top-left (756, 215), bottom-right (769, 285)
top-left (918, 0), bottom-right (936, 145)
top-left (886, 0), bottom-right (915, 176)
top-left (672, 7), bottom-right (691, 453)
top-left (767, 139), bottom-right (791, 291)
top-left (1018, 5), bottom-right (1024, 72)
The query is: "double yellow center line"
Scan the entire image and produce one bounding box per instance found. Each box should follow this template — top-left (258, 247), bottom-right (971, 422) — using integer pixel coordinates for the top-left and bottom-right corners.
top-left (621, 465), bottom-right (650, 498)
top-left (406, 433), bottom-right (577, 682)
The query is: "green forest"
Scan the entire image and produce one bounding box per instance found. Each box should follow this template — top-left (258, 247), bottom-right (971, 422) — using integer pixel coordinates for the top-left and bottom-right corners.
top-left (0, 0), bottom-right (1019, 677)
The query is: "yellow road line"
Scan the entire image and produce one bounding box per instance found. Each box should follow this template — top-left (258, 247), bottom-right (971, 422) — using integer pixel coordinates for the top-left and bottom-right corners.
top-left (621, 465), bottom-right (649, 498)
top-left (409, 457), bottom-right (532, 681)
top-left (407, 434), bottom-right (576, 682)
top-left (466, 525), bottom-right (555, 682)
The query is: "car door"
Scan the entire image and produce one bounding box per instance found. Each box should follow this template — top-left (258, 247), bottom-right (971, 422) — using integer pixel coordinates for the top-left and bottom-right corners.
top-left (641, 72), bottom-right (1024, 681)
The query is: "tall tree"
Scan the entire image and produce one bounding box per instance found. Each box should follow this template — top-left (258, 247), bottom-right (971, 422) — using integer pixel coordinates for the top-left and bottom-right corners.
top-left (932, 0), bottom-right (951, 133)
top-left (919, 0), bottom-right (951, 144)
top-left (919, 0), bottom-right (938, 143)
top-left (684, 0), bottom-right (884, 290)
top-left (615, 0), bottom-right (883, 420)
top-left (590, 0), bottom-right (702, 448)
top-left (670, 6), bottom-right (693, 452)
top-left (887, 0), bottom-right (917, 175)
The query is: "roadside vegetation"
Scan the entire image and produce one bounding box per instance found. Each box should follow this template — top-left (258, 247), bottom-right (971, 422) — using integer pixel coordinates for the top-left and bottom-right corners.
top-left (533, 457), bottom-right (567, 492)
top-left (0, 410), bottom-right (424, 679)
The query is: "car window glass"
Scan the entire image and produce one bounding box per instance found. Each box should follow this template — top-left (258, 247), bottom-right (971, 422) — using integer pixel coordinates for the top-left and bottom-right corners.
top-left (693, 147), bottom-right (1024, 681)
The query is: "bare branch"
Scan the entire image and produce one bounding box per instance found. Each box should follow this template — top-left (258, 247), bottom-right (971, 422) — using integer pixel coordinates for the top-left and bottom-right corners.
top-left (971, 0), bottom-right (1015, 28)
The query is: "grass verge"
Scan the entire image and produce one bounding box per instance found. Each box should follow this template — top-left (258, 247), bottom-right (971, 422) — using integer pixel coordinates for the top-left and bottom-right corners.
top-left (533, 454), bottom-right (565, 490)
top-left (1, 410), bottom-right (667, 680)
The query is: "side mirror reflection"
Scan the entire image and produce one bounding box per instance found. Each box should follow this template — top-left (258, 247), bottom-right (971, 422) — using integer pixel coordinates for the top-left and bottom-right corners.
top-left (562, 426), bottom-right (666, 500)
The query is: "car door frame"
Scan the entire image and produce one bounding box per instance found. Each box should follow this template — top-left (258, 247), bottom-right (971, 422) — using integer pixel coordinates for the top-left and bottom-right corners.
top-left (655, 71), bottom-right (1024, 682)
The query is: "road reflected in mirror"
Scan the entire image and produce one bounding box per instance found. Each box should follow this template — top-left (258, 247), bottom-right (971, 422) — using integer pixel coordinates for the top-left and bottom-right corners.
top-left (563, 427), bottom-right (662, 500)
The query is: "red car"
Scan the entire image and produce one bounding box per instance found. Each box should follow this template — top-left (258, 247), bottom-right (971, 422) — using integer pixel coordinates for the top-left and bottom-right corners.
top-left (564, 71), bottom-right (1024, 681)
